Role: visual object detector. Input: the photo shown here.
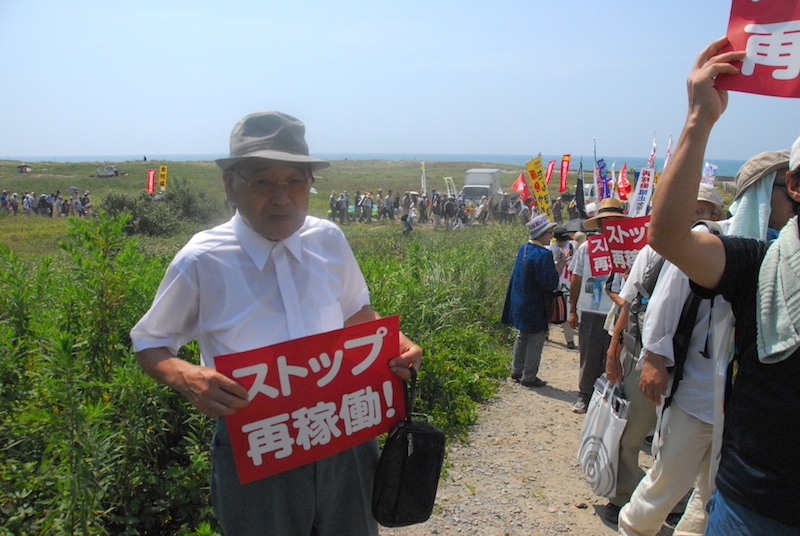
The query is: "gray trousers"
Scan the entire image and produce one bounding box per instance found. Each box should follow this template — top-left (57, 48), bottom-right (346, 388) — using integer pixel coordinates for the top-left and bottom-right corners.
top-left (210, 418), bottom-right (380, 536)
top-left (511, 329), bottom-right (548, 382)
top-left (613, 347), bottom-right (657, 507)
top-left (577, 311), bottom-right (612, 403)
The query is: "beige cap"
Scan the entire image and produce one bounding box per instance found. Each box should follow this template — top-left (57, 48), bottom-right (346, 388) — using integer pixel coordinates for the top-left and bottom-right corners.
top-left (733, 150), bottom-right (790, 202)
top-left (697, 183), bottom-right (724, 215)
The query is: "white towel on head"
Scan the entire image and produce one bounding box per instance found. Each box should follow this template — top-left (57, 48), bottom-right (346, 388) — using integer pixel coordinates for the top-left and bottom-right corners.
top-left (726, 171), bottom-right (776, 240)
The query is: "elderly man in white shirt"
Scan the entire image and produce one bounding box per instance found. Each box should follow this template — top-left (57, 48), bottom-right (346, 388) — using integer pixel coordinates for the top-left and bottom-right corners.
top-left (131, 111), bottom-right (422, 536)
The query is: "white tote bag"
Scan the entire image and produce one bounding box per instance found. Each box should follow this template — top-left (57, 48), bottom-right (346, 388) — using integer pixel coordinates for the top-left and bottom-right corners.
top-left (577, 375), bottom-right (629, 498)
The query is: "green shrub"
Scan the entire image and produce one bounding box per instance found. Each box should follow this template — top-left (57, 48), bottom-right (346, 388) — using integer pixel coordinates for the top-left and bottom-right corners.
top-left (0, 213), bottom-right (217, 534)
top-left (99, 178), bottom-right (226, 237)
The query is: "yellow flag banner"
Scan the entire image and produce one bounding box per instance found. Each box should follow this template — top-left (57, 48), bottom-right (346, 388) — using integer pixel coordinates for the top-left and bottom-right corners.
top-left (526, 157), bottom-right (552, 221)
top-left (158, 165), bottom-right (168, 189)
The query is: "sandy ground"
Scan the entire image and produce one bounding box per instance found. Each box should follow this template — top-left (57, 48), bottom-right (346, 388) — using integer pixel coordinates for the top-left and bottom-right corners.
top-left (380, 336), bottom-right (676, 536)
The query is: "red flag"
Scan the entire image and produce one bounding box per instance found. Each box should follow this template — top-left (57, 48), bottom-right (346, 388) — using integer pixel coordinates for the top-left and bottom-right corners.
top-left (511, 172), bottom-right (533, 200)
top-left (545, 160), bottom-right (556, 186)
top-left (717, 1), bottom-right (800, 98)
top-left (618, 164), bottom-right (631, 200)
top-left (559, 155), bottom-right (571, 193)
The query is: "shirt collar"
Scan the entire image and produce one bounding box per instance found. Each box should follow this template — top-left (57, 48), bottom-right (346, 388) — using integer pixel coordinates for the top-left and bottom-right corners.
top-left (231, 212), bottom-right (304, 271)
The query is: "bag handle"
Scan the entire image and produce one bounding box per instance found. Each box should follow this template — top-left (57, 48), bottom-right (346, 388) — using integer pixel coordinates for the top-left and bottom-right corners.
top-left (403, 367), bottom-right (418, 423)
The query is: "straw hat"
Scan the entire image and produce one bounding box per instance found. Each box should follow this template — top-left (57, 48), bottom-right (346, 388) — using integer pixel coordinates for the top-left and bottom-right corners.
top-left (527, 213), bottom-right (557, 239)
top-left (215, 111), bottom-right (330, 172)
top-left (584, 198), bottom-right (628, 229)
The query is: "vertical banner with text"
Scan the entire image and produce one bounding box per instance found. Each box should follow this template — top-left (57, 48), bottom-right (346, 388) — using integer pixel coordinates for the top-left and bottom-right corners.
top-left (215, 316), bottom-right (404, 485)
top-left (628, 167), bottom-right (655, 217)
top-left (559, 155), bottom-right (571, 193)
top-left (526, 157), bottom-right (552, 221)
top-left (158, 165), bottom-right (168, 190)
top-left (147, 169), bottom-right (156, 194)
top-left (545, 160), bottom-right (556, 186)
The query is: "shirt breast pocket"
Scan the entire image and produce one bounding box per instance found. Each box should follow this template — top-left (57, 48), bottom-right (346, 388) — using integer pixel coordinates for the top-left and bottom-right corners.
top-left (318, 301), bottom-right (344, 333)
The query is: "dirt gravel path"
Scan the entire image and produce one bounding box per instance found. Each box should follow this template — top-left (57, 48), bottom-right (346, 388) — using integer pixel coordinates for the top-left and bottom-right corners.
top-left (381, 338), bottom-right (674, 536)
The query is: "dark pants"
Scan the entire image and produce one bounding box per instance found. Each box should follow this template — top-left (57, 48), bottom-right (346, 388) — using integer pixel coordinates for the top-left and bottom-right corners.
top-left (211, 419), bottom-right (379, 536)
top-left (577, 311), bottom-right (611, 403)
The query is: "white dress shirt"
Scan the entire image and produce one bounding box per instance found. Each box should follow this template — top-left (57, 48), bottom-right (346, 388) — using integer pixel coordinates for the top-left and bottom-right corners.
top-left (131, 213), bottom-right (370, 368)
top-left (642, 261), bottom-right (718, 424)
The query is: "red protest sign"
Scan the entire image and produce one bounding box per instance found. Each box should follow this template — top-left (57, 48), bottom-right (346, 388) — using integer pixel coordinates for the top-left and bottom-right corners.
top-left (587, 235), bottom-right (613, 277)
top-left (215, 316), bottom-right (404, 485)
top-left (717, 1), bottom-right (800, 98)
top-left (602, 215), bottom-right (650, 273)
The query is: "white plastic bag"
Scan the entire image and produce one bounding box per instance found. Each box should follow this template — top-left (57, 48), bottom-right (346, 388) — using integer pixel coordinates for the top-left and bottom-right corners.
top-left (577, 375), bottom-right (628, 498)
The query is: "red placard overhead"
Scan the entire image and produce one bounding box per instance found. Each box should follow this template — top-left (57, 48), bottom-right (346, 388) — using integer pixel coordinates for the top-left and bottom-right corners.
top-left (215, 316), bottom-right (404, 484)
top-left (717, 1), bottom-right (800, 98)
top-left (601, 215), bottom-right (651, 273)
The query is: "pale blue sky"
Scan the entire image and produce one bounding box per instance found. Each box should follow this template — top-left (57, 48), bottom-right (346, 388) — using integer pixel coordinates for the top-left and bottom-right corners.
top-left (1, 0), bottom-right (796, 161)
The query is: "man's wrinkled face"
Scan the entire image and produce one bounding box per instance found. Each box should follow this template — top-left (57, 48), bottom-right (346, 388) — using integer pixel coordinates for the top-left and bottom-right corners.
top-left (224, 159), bottom-right (312, 241)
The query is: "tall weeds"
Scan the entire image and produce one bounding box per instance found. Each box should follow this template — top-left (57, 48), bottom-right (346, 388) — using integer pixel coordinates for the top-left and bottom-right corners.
top-left (0, 213), bottom-right (214, 535)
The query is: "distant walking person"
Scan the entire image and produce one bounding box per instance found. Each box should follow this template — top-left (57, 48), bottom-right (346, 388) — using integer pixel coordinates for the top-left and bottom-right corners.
top-left (502, 214), bottom-right (567, 388)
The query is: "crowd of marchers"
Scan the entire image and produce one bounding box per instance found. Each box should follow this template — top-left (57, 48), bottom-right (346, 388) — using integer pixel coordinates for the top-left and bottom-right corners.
top-left (1, 189), bottom-right (93, 217)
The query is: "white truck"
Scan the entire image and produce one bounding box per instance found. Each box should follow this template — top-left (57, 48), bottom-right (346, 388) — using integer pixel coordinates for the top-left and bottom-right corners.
top-left (461, 168), bottom-right (502, 207)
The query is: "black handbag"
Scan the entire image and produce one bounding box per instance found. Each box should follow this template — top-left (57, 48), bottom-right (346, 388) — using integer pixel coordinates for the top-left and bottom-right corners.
top-left (372, 368), bottom-right (445, 527)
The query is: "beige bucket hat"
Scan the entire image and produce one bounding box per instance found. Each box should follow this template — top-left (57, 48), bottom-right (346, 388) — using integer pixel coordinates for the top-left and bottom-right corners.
top-left (215, 111), bottom-right (330, 172)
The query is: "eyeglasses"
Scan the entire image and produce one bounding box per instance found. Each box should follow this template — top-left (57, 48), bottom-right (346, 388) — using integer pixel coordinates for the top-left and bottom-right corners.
top-left (695, 207), bottom-right (722, 219)
top-left (233, 169), bottom-right (311, 197)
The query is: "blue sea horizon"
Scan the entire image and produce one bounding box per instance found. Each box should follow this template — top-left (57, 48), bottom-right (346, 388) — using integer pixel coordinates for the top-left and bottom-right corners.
top-left (5, 152), bottom-right (747, 178)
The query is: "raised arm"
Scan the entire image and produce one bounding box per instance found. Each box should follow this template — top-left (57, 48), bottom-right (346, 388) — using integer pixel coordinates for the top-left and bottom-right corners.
top-left (648, 38), bottom-right (745, 289)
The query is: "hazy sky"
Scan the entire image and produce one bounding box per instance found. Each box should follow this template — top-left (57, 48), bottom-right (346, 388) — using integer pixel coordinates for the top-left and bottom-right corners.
top-left (1, 0), bottom-right (796, 161)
